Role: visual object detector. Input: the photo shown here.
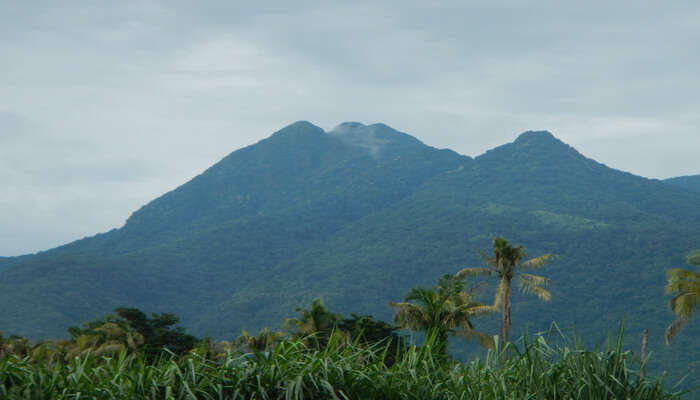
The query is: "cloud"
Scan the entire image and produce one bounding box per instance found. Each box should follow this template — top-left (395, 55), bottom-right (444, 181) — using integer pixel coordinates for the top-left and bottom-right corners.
top-left (1, 0), bottom-right (699, 254)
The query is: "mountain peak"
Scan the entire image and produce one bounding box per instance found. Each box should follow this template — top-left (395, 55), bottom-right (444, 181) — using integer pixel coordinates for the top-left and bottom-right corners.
top-left (476, 130), bottom-right (594, 175)
top-left (331, 121), bottom-right (366, 132)
top-left (260, 120), bottom-right (328, 147)
top-left (509, 130), bottom-right (576, 153)
top-left (514, 130), bottom-right (557, 142)
top-left (512, 131), bottom-right (575, 151)
top-left (274, 120), bottom-right (325, 136)
top-left (328, 122), bottom-right (425, 156)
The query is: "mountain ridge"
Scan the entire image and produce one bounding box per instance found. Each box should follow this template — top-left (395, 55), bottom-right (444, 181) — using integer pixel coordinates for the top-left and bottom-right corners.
top-left (1, 121), bottom-right (698, 385)
top-left (663, 174), bottom-right (700, 193)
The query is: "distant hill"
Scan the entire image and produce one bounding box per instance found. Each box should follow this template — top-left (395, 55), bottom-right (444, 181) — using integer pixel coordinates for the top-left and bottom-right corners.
top-left (1, 122), bottom-right (699, 385)
top-left (663, 174), bottom-right (700, 193)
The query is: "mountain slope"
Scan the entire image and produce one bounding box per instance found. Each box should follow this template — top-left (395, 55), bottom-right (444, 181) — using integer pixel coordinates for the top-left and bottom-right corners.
top-left (214, 129), bottom-right (700, 382)
top-left (1, 123), bottom-right (699, 385)
top-left (664, 174), bottom-right (700, 193)
top-left (0, 121), bottom-right (468, 338)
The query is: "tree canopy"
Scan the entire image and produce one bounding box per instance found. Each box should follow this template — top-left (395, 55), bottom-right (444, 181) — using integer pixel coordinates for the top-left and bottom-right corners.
top-left (389, 274), bottom-right (493, 356)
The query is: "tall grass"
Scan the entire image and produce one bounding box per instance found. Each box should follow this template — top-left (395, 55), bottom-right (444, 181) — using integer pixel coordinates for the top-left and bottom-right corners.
top-left (0, 329), bottom-right (686, 399)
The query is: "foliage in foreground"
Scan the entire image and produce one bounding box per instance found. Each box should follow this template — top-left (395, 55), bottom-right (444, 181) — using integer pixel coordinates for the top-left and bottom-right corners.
top-left (0, 328), bottom-right (684, 400)
top-left (665, 250), bottom-right (700, 343)
top-left (389, 274), bottom-right (493, 356)
top-left (455, 236), bottom-right (552, 363)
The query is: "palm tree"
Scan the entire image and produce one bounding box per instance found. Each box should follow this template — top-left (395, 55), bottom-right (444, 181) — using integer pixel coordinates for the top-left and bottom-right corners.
top-left (235, 328), bottom-right (286, 355)
top-left (389, 274), bottom-right (493, 357)
top-left (283, 298), bottom-right (342, 345)
top-left (665, 251), bottom-right (700, 344)
top-left (456, 237), bottom-right (552, 364)
top-left (66, 321), bottom-right (145, 360)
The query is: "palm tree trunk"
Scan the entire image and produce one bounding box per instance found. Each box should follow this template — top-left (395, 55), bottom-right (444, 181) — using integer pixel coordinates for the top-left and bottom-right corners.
top-left (436, 328), bottom-right (449, 358)
top-left (640, 328), bottom-right (648, 379)
top-left (500, 278), bottom-right (511, 365)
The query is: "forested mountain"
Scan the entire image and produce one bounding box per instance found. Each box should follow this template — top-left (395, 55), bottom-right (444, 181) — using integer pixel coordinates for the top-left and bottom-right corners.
top-left (1, 121), bottom-right (699, 384)
top-left (664, 174), bottom-right (700, 193)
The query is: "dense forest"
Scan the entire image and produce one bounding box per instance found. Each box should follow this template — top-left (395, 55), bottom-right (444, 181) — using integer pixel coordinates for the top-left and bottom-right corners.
top-left (664, 175), bottom-right (700, 193)
top-left (1, 121), bottom-right (699, 391)
top-left (2, 247), bottom-right (695, 398)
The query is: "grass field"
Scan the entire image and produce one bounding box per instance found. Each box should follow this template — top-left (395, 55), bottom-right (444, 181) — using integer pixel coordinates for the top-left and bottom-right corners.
top-left (0, 327), bottom-right (688, 400)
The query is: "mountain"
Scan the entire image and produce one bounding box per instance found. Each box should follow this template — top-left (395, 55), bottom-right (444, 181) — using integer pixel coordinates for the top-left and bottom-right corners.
top-left (664, 174), bottom-right (700, 193)
top-left (0, 121), bottom-right (467, 337)
top-left (1, 122), bottom-right (699, 385)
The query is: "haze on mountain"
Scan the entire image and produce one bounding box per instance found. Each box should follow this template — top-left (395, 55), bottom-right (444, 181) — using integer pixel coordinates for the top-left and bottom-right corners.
top-left (1, 121), bottom-right (699, 384)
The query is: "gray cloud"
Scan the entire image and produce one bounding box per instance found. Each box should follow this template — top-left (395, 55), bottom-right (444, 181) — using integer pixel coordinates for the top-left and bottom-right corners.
top-left (1, 1), bottom-right (699, 255)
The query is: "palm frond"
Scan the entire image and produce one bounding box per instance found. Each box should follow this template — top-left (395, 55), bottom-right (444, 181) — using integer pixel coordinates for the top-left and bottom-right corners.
top-left (455, 267), bottom-right (492, 278)
top-left (519, 273), bottom-right (551, 286)
top-left (477, 249), bottom-right (496, 267)
top-left (519, 254), bottom-right (552, 270)
top-left (664, 260), bottom-right (700, 343)
top-left (686, 251), bottom-right (700, 267)
top-left (665, 280), bottom-right (700, 296)
top-left (404, 287), bottom-right (435, 303)
top-left (389, 302), bottom-right (427, 330)
top-left (461, 304), bottom-right (496, 316)
top-left (455, 327), bottom-right (496, 350)
top-left (665, 317), bottom-right (687, 344)
top-left (665, 268), bottom-right (700, 284)
top-left (518, 275), bottom-right (551, 301)
top-left (467, 281), bottom-right (489, 296)
top-left (669, 292), bottom-right (700, 320)
top-left (665, 266), bottom-right (700, 321)
top-left (441, 312), bottom-right (467, 330)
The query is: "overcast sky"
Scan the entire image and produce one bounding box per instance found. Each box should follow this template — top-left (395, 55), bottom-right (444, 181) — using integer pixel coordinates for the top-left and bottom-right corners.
top-left (2, 1), bottom-right (699, 256)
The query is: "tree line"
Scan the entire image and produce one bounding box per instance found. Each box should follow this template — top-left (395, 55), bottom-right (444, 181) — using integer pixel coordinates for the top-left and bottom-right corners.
top-left (1, 237), bottom-right (697, 369)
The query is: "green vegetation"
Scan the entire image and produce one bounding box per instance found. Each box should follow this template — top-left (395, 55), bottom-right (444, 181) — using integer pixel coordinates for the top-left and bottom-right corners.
top-left (665, 251), bottom-right (700, 343)
top-left (234, 328), bottom-right (286, 355)
top-left (283, 298), bottom-right (342, 345)
top-left (1, 122), bottom-right (699, 387)
top-left (456, 237), bottom-right (551, 363)
top-left (389, 274), bottom-right (492, 356)
top-left (0, 302), bottom-right (409, 378)
top-left (0, 326), bottom-right (682, 399)
top-left (283, 299), bottom-right (406, 365)
top-left (0, 261), bottom-right (694, 397)
top-left (1, 308), bottom-right (197, 365)
top-left (663, 175), bottom-right (700, 193)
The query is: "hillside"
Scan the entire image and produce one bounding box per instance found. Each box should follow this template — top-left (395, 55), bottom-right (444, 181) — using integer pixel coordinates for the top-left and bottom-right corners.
top-left (0, 121), bottom-right (467, 337)
top-left (1, 122), bottom-right (699, 385)
top-left (664, 174), bottom-right (700, 193)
